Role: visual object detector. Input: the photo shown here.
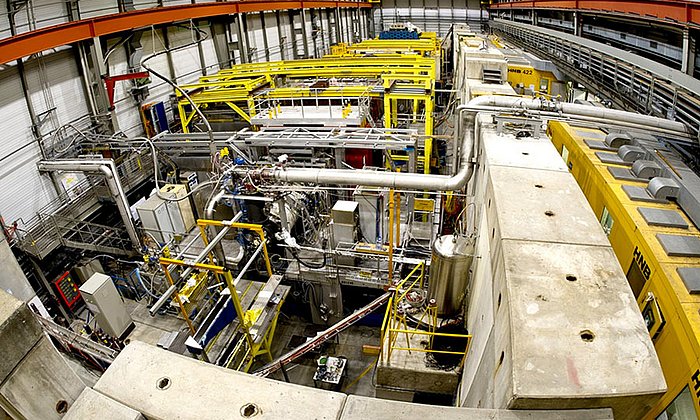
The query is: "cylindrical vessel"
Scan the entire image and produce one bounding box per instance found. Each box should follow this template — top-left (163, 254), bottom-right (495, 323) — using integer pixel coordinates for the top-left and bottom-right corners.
top-left (428, 235), bottom-right (474, 316)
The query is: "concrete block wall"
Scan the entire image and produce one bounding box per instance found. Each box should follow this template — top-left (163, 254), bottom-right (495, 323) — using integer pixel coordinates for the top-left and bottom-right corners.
top-left (0, 289), bottom-right (85, 419)
top-left (460, 118), bottom-right (666, 418)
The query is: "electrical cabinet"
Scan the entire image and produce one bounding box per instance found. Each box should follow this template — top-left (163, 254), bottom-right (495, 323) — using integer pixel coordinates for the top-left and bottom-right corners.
top-left (331, 201), bottom-right (359, 247)
top-left (79, 273), bottom-right (133, 339)
top-left (136, 194), bottom-right (175, 243)
top-left (160, 184), bottom-right (195, 231)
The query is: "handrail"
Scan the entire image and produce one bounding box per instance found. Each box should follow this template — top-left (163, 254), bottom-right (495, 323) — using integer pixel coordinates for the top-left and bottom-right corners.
top-left (380, 260), bottom-right (471, 365)
top-left (489, 0), bottom-right (700, 26)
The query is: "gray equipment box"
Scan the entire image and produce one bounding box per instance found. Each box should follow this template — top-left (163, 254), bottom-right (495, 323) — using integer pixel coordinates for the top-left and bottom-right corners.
top-left (80, 273), bottom-right (134, 338)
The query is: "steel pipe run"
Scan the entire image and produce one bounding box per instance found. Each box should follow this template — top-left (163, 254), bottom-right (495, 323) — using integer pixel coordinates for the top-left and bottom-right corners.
top-left (234, 95), bottom-right (690, 192)
top-left (36, 159), bottom-right (141, 249)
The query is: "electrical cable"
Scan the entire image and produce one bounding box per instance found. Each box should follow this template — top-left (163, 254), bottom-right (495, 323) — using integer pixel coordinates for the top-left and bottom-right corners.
top-left (134, 268), bottom-right (160, 299)
top-left (290, 249), bottom-right (326, 269)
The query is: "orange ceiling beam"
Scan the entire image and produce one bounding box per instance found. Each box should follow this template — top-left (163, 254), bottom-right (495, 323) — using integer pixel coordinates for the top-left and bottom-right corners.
top-left (489, 0), bottom-right (700, 26)
top-left (0, 0), bottom-right (371, 64)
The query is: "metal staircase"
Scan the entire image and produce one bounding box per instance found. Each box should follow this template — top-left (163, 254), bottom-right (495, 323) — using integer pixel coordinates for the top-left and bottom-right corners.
top-left (15, 152), bottom-right (153, 259)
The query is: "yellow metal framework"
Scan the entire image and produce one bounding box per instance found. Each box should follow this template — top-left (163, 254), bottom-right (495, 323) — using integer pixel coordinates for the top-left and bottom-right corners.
top-left (158, 219), bottom-right (282, 372)
top-left (176, 53), bottom-right (439, 174)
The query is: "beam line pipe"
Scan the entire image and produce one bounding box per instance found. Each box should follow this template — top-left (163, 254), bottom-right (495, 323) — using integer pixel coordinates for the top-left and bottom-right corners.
top-left (238, 95), bottom-right (690, 192)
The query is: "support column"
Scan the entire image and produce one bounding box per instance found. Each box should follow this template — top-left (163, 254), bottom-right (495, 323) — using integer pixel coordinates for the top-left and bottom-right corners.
top-left (289, 11), bottom-right (299, 59)
top-left (161, 28), bottom-right (177, 84)
top-left (573, 11), bottom-right (581, 37)
top-left (335, 8), bottom-right (343, 44)
top-left (91, 37), bottom-right (119, 131)
top-left (424, 97), bottom-right (433, 175)
top-left (195, 22), bottom-right (207, 76)
top-left (300, 9), bottom-right (311, 59)
top-left (275, 11), bottom-right (286, 60)
top-left (260, 12), bottom-right (271, 62)
top-left (681, 29), bottom-right (696, 76)
top-left (210, 20), bottom-right (231, 69)
top-left (74, 44), bottom-right (99, 118)
top-left (236, 13), bottom-right (248, 63)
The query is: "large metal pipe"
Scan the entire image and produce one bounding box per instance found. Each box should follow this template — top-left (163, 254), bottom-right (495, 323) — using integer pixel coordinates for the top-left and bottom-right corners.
top-left (238, 95), bottom-right (689, 192)
top-left (205, 189), bottom-right (230, 266)
top-left (37, 159), bottom-right (141, 249)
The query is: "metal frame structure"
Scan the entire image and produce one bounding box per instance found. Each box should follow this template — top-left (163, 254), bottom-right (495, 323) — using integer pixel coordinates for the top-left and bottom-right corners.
top-left (176, 54), bottom-right (438, 172)
top-left (489, 0), bottom-right (700, 28)
top-left (158, 218), bottom-right (283, 372)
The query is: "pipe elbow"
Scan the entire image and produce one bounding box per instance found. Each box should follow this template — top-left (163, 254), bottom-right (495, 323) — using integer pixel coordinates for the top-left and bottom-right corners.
top-left (98, 165), bottom-right (113, 179)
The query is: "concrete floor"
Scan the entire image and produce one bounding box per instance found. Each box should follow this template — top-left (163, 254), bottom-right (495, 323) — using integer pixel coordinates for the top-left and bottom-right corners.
top-left (254, 314), bottom-right (381, 397)
top-left (75, 296), bottom-right (383, 397)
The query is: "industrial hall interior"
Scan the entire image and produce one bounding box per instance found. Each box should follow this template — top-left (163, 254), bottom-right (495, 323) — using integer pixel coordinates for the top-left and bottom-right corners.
top-left (3, 0), bottom-right (700, 418)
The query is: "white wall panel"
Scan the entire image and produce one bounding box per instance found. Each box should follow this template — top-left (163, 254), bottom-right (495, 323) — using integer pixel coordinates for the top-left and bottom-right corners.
top-left (107, 47), bottom-right (143, 136)
top-left (12, 0), bottom-right (69, 34)
top-left (140, 31), bottom-right (175, 104)
top-left (303, 10), bottom-right (315, 58)
top-left (319, 10), bottom-right (331, 52)
top-left (279, 11), bottom-right (294, 60)
top-left (247, 13), bottom-right (266, 62)
top-left (169, 26), bottom-right (203, 83)
top-left (0, 1), bottom-right (11, 39)
top-left (25, 50), bottom-right (90, 132)
top-left (161, 0), bottom-right (191, 6)
top-left (0, 68), bottom-right (57, 224)
top-left (79, 0), bottom-right (119, 19)
top-left (264, 12), bottom-right (281, 61)
top-left (200, 36), bottom-right (220, 74)
top-left (343, 9), bottom-right (351, 44)
top-left (132, 0), bottom-right (160, 11)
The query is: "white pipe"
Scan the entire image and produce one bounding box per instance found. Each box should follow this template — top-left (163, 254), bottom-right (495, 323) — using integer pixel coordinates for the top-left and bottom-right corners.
top-left (37, 159), bottom-right (141, 249)
top-left (241, 95), bottom-right (689, 192)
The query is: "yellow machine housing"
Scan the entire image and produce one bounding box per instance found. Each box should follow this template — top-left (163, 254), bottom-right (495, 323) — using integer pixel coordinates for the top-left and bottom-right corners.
top-left (548, 120), bottom-right (700, 419)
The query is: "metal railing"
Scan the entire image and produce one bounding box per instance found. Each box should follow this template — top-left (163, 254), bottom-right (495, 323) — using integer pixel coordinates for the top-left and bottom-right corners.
top-left (380, 260), bottom-right (472, 365)
top-left (14, 150), bottom-right (153, 257)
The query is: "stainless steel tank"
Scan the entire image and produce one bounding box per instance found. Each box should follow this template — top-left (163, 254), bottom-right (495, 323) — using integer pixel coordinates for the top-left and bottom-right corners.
top-left (429, 235), bottom-right (475, 316)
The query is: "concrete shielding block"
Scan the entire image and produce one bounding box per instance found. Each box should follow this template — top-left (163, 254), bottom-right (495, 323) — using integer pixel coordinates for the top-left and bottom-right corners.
top-left (0, 290), bottom-right (43, 382)
top-left (64, 388), bottom-right (145, 420)
top-left (94, 341), bottom-right (347, 420)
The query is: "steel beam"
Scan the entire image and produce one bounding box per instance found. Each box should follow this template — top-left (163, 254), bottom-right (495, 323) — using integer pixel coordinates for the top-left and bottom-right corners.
top-left (0, 1), bottom-right (371, 64)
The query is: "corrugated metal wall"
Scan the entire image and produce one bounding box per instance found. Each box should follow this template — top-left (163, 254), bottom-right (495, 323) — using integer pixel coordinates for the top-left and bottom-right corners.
top-left (377, 0), bottom-right (484, 36)
top-left (0, 64), bottom-right (57, 224)
top-left (0, 5), bottom-right (372, 226)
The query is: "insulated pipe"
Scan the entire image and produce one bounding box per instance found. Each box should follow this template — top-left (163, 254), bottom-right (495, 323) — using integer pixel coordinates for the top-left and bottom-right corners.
top-left (237, 95), bottom-right (690, 192)
top-left (205, 189), bottom-right (230, 267)
top-left (37, 159), bottom-right (141, 250)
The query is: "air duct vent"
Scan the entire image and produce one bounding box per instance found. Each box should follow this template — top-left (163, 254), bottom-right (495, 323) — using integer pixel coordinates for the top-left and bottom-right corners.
top-left (617, 145), bottom-right (645, 163)
top-left (631, 160), bottom-right (662, 179)
top-left (647, 177), bottom-right (680, 201)
top-left (604, 132), bottom-right (632, 149)
top-left (482, 68), bottom-right (502, 84)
